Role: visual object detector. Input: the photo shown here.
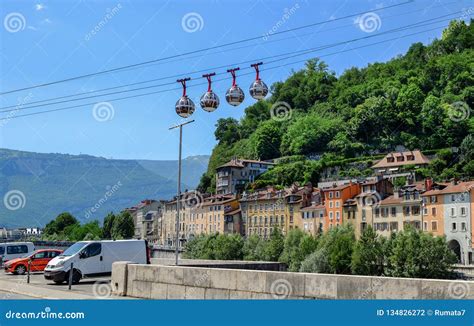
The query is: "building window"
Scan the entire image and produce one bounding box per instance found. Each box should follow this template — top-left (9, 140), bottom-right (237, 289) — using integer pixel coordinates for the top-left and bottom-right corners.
top-left (451, 195), bottom-right (456, 202)
top-left (412, 206), bottom-right (420, 215)
top-left (431, 221), bottom-right (437, 231)
top-left (430, 196), bottom-right (437, 203)
top-left (452, 223), bottom-right (456, 231)
top-left (328, 192), bottom-right (333, 199)
top-left (461, 222), bottom-right (467, 231)
top-left (329, 212), bottom-right (333, 220)
top-left (450, 207), bottom-right (455, 217)
top-left (460, 207), bottom-right (466, 216)
top-left (391, 207), bottom-right (396, 217)
top-left (335, 191), bottom-right (340, 198)
top-left (423, 221), bottom-right (428, 231)
top-left (329, 201), bottom-right (333, 208)
top-left (336, 212), bottom-right (340, 220)
top-left (431, 207), bottom-right (436, 216)
top-left (403, 206), bottom-right (410, 216)
top-left (390, 222), bottom-right (398, 231)
top-left (335, 201), bottom-right (340, 208)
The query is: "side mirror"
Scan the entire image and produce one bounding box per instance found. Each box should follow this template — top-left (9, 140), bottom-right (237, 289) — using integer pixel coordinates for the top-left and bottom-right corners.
top-left (79, 251), bottom-right (86, 259)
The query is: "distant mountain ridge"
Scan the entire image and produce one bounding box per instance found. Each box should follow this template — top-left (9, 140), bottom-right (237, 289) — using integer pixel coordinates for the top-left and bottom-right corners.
top-left (0, 148), bottom-right (209, 227)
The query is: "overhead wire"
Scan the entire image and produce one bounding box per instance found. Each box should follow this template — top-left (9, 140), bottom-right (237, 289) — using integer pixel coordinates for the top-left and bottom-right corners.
top-left (0, 23), bottom-right (450, 121)
top-left (0, 11), bottom-right (461, 113)
top-left (0, 0), bottom-right (414, 95)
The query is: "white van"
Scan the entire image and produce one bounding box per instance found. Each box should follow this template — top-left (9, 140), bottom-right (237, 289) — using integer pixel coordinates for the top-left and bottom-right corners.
top-left (0, 242), bottom-right (35, 265)
top-left (44, 240), bottom-right (149, 284)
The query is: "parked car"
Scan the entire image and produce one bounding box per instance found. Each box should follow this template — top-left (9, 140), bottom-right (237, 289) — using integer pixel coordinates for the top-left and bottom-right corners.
top-left (44, 240), bottom-right (149, 284)
top-left (4, 249), bottom-right (63, 275)
top-left (0, 242), bottom-right (35, 266)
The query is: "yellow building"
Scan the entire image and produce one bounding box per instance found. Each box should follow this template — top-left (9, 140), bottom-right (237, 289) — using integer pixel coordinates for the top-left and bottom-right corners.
top-left (160, 192), bottom-right (241, 247)
top-left (344, 178), bottom-right (393, 238)
top-left (240, 184), bottom-right (314, 239)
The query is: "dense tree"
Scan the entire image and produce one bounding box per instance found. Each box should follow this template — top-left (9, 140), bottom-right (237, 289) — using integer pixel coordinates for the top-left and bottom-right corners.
top-left (251, 120), bottom-right (282, 160)
top-left (351, 226), bottom-right (384, 276)
top-left (43, 212), bottom-right (79, 236)
top-left (214, 118), bottom-right (241, 145)
top-left (112, 211), bottom-right (135, 240)
top-left (102, 212), bottom-right (116, 239)
top-left (387, 226), bottom-right (457, 278)
top-left (279, 229), bottom-right (318, 272)
top-left (280, 113), bottom-right (341, 155)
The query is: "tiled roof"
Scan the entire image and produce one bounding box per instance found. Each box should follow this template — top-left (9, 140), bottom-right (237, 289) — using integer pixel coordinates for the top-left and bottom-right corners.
top-left (433, 181), bottom-right (474, 195)
top-left (301, 204), bottom-right (325, 211)
top-left (379, 195), bottom-right (402, 205)
top-left (372, 150), bottom-right (431, 169)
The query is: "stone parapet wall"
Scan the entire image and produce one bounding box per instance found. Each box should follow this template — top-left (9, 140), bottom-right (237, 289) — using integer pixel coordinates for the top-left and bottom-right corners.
top-left (112, 262), bottom-right (474, 300)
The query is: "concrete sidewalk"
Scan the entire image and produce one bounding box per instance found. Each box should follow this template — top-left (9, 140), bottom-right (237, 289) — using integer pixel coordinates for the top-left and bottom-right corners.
top-left (0, 279), bottom-right (102, 300)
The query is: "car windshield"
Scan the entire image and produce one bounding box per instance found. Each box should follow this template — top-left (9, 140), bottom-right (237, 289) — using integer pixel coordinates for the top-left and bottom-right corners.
top-left (61, 242), bottom-right (87, 257)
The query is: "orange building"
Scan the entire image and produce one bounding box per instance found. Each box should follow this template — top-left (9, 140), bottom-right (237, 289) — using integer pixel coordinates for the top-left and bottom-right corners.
top-left (421, 179), bottom-right (448, 237)
top-left (322, 182), bottom-right (360, 231)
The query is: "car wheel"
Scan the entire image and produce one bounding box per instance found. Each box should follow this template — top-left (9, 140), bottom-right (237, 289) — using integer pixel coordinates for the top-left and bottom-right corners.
top-left (15, 265), bottom-right (26, 275)
top-left (72, 269), bottom-right (81, 284)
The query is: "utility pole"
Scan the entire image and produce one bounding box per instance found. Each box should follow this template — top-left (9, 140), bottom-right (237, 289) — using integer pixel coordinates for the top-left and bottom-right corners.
top-left (169, 119), bottom-right (195, 265)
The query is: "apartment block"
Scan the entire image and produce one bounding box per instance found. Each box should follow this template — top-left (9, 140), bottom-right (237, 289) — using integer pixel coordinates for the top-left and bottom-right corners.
top-left (322, 182), bottom-right (360, 231)
top-left (215, 158), bottom-right (274, 195)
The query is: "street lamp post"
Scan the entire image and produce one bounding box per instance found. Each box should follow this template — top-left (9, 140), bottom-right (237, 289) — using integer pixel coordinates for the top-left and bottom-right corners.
top-left (169, 119), bottom-right (195, 265)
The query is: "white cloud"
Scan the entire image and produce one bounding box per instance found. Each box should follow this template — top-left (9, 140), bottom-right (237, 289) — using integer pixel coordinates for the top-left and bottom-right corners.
top-left (35, 3), bottom-right (46, 11)
top-left (41, 18), bottom-right (52, 24)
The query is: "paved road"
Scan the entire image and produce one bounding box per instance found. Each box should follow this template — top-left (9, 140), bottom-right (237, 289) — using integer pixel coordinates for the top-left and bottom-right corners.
top-left (0, 271), bottom-right (112, 299)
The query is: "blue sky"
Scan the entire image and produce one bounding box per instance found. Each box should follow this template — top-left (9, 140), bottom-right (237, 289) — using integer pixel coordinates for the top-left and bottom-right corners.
top-left (0, 0), bottom-right (472, 160)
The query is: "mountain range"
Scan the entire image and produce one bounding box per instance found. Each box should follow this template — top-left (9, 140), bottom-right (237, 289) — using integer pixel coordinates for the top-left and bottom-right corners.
top-left (0, 148), bottom-right (209, 227)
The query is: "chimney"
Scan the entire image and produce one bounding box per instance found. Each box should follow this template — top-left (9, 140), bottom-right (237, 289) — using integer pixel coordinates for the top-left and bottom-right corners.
top-left (425, 178), bottom-right (433, 191)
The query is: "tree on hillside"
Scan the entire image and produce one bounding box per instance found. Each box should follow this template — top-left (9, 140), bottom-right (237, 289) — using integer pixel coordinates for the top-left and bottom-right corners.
top-left (280, 113), bottom-right (341, 155)
top-left (251, 120), bottom-right (282, 160)
top-left (214, 118), bottom-right (241, 144)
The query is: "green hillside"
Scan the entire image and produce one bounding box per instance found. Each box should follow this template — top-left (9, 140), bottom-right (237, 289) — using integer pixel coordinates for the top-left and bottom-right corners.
top-left (0, 149), bottom-right (209, 227)
top-left (198, 20), bottom-right (474, 192)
